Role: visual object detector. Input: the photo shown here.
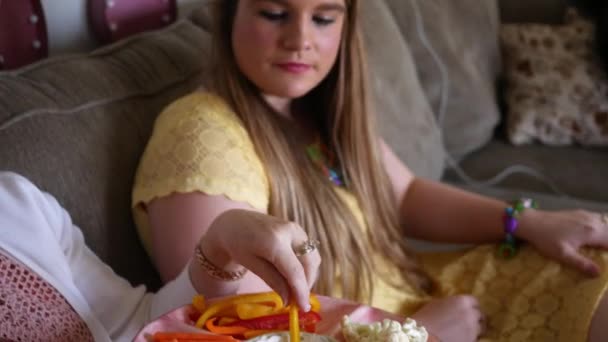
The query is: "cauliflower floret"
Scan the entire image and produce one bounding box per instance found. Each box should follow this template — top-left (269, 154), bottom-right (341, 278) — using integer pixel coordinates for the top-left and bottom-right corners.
top-left (341, 316), bottom-right (428, 342)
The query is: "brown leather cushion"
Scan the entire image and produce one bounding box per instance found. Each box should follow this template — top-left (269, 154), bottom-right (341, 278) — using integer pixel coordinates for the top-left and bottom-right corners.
top-left (0, 20), bottom-right (210, 288)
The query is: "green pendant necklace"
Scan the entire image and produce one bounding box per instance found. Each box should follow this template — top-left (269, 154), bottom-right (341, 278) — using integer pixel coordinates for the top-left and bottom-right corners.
top-left (305, 140), bottom-right (344, 186)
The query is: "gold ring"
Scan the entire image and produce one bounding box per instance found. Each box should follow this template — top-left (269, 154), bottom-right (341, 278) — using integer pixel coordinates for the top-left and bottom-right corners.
top-left (294, 239), bottom-right (320, 257)
top-left (602, 213), bottom-right (608, 225)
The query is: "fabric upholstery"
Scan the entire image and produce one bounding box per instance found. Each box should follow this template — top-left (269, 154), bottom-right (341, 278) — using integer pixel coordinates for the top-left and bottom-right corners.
top-left (360, 0), bottom-right (445, 180)
top-left (0, 20), bottom-right (210, 288)
top-left (384, 0), bottom-right (503, 159)
top-left (501, 9), bottom-right (608, 146)
top-left (498, 0), bottom-right (568, 24)
top-left (444, 139), bottom-right (608, 203)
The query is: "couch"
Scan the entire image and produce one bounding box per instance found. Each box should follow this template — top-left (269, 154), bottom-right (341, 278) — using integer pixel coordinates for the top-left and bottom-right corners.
top-left (1, 0), bottom-right (607, 290)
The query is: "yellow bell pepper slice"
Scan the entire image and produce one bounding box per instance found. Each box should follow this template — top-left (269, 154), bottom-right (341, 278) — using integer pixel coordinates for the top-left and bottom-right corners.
top-left (196, 292), bottom-right (284, 328)
top-left (193, 294), bottom-right (207, 313)
top-left (310, 294), bottom-right (321, 313)
top-left (236, 303), bottom-right (277, 320)
top-left (274, 293), bottom-right (322, 315)
top-left (289, 303), bottom-right (300, 342)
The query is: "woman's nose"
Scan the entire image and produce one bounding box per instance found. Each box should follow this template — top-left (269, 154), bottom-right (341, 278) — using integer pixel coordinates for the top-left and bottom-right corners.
top-left (281, 18), bottom-right (312, 53)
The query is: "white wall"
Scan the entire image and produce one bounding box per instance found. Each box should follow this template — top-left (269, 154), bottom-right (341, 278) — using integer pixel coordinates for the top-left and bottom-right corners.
top-left (41, 0), bottom-right (96, 55)
top-left (41, 0), bottom-right (208, 56)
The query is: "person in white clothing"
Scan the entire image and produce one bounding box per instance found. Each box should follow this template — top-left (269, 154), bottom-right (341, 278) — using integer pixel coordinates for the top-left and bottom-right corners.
top-left (0, 171), bottom-right (320, 342)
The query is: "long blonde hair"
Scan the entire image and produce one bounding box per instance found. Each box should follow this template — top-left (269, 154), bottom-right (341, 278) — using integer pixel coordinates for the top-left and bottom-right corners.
top-left (209, 0), bottom-right (432, 301)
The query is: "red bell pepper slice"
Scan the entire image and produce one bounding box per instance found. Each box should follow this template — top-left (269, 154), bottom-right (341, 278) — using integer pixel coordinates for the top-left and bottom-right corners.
top-left (226, 311), bottom-right (322, 332)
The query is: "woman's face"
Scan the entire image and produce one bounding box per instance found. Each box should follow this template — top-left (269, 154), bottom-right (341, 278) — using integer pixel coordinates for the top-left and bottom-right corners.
top-left (232, 0), bottom-right (346, 101)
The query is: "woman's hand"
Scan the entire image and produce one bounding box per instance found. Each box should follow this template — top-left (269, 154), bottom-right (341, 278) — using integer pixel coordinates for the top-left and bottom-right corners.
top-left (194, 209), bottom-right (321, 310)
top-left (518, 209), bottom-right (608, 277)
top-left (411, 295), bottom-right (485, 342)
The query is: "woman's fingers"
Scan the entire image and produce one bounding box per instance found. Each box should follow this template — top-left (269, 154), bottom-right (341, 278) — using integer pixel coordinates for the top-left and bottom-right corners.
top-left (293, 239), bottom-right (322, 291)
top-left (297, 249), bottom-right (321, 291)
top-left (590, 212), bottom-right (608, 250)
top-left (561, 245), bottom-right (600, 277)
top-left (270, 243), bottom-right (312, 310)
top-left (411, 295), bottom-right (483, 342)
top-left (205, 210), bottom-right (321, 309)
top-left (243, 225), bottom-right (314, 309)
top-left (564, 213), bottom-right (606, 276)
top-left (477, 311), bottom-right (487, 338)
top-left (238, 256), bottom-right (292, 304)
top-left (470, 300), bottom-right (485, 338)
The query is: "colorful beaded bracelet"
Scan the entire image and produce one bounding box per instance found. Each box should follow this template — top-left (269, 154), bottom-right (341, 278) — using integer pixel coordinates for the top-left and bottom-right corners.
top-left (498, 198), bottom-right (538, 258)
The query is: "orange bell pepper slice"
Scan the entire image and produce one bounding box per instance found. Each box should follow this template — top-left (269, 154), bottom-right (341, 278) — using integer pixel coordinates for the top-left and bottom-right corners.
top-left (205, 317), bottom-right (249, 335)
top-left (217, 317), bottom-right (238, 326)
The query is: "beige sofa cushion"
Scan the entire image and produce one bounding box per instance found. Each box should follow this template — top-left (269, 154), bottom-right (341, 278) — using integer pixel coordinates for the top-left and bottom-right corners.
top-left (444, 139), bottom-right (608, 204)
top-left (385, 0), bottom-right (502, 159)
top-left (0, 20), bottom-right (210, 287)
top-left (361, 1), bottom-right (445, 180)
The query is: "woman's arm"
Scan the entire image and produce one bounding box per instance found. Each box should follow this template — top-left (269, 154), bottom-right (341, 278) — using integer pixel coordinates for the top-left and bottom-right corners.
top-left (134, 93), bottom-right (284, 293)
top-left (401, 179), bottom-right (507, 244)
top-left (147, 192), bottom-right (270, 296)
top-left (61, 193), bottom-right (315, 340)
top-left (381, 141), bottom-right (607, 276)
top-left (380, 140), bottom-right (514, 244)
top-left (147, 192), bottom-right (319, 307)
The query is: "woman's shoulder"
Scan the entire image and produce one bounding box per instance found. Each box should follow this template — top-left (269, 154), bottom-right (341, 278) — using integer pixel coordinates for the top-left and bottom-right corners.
top-left (149, 90), bottom-right (257, 155)
top-left (155, 90), bottom-right (242, 129)
top-left (168, 90), bottom-right (230, 111)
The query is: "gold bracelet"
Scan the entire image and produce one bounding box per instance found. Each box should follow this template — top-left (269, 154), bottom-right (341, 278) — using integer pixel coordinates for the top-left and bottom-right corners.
top-left (194, 245), bottom-right (247, 281)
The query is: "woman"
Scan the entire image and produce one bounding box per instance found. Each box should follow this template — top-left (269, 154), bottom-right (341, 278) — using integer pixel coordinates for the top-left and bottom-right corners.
top-left (132, 0), bottom-right (608, 341)
top-left (0, 171), bottom-right (318, 341)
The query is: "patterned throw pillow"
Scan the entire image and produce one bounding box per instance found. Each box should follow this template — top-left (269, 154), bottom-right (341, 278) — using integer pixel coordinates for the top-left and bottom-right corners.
top-left (501, 8), bottom-right (608, 146)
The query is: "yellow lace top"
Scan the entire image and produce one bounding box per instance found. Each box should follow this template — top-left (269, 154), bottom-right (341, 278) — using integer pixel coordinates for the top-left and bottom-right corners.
top-left (133, 92), bottom-right (608, 341)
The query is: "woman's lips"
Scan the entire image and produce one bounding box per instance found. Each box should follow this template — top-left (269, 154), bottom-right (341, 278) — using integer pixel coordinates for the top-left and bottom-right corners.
top-left (276, 62), bottom-right (312, 74)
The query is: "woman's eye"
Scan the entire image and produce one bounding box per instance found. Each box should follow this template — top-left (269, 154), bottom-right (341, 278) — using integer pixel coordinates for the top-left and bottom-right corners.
top-left (259, 10), bottom-right (288, 21)
top-left (313, 16), bottom-right (335, 26)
